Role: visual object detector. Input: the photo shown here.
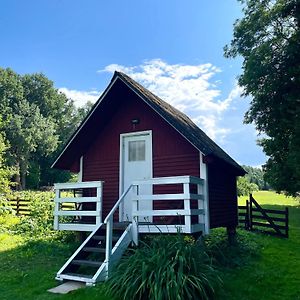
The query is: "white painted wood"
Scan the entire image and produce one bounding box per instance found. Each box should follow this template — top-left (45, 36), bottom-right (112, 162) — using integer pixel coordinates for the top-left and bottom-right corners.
top-left (132, 175), bottom-right (204, 186)
top-left (132, 186), bottom-right (139, 245)
top-left (56, 273), bottom-right (94, 284)
top-left (135, 193), bottom-right (189, 201)
top-left (104, 185), bottom-right (133, 223)
top-left (78, 156), bottom-right (83, 182)
top-left (190, 209), bottom-right (205, 215)
top-left (56, 223), bottom-right (103, 279)
top-left (54, 181), bottom-right (103, 231)
top-left (105, 219), bottom-right (113, 278)
top-left (133, 209), bottom-right (190, 217)
top-left (55, 210), bottom-right (100, 217)
top-left (58, 223), bottom-right (96, 231)
top-left (96, 186), bottom-right (102, 224)
top-left (138, 224), bottom-right (186, 233)
top-left (199, 152), bottom-right (210, 234)
top-left (183, 183), bottom-right (191, 233)
top-left (191, 223), bottom-right (205, 232)
top-left (133, 209), bottom-right (204, 217)
top-left (120, 131), bottom-right (153, 221)
top-left (54, 181), bottom-right (102, 190)
top-left (106, 224), bottom-right (132, 278)
top-left (54, 197), bottom-right (98, 203)
top-left (54, 188), bottom-right (60, 230)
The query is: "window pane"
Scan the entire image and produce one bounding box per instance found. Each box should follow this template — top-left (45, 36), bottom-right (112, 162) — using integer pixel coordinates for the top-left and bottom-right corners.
top-left (129, 140), bottom-right (145, 161)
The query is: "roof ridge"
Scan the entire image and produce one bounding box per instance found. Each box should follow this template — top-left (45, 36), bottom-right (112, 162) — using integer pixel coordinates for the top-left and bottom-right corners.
top-left (115, 71), bottom-right (244, 173)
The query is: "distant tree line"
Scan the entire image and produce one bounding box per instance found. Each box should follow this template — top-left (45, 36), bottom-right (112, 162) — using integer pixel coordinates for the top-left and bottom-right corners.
top-left (0, 68), bottom-right (94, 190)
top-left (237, 165), bottom-right (271, 196)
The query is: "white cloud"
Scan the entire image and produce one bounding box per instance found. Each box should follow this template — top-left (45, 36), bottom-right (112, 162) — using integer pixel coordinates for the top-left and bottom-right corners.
top-left (59, 87), bottom-right (100, 107)
top-left (100, 59), bottom-right (242, 142)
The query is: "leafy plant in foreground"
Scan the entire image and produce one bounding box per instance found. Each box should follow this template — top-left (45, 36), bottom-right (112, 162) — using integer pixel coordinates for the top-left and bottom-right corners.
top-left (106, 234), bottom-right (222, 300)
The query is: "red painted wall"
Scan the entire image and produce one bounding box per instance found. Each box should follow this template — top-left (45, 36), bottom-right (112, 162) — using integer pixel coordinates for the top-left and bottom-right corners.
top-left (208, 159), bottom-right (238, 229)
top-left (82, 89), bottom-right (200, 219)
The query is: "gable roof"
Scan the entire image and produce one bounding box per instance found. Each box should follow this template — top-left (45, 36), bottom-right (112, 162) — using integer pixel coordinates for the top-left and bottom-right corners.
top-left (52, 71), bottom-right (245, 175)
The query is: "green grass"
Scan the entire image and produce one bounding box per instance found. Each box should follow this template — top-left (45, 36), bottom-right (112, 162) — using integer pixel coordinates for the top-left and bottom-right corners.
top-left (0, 233), bottom-right (113, 300)
top-left (216, 191), bottom-right (300, 300)
top-left (0, 190), bottom-right (299, 300)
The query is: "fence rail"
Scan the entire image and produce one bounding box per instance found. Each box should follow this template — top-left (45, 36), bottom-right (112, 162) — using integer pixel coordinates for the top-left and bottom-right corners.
top-left (238, 194), bottom-right (289, 238)
top-left (8, 198), bottom-right (31, 215)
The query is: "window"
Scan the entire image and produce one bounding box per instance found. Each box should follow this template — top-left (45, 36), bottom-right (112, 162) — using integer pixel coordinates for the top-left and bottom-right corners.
top-left (128, 140), bottom-right (145, 161)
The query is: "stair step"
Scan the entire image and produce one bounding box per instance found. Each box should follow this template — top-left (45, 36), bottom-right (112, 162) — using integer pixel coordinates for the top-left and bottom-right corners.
top-left (92, 235), bottom-right (119, 242)
top-left (83, 247), bottom-right (106, 253)
top-left (62, 273), bottom-right (94, 280)
top-left (72, 259), bottom-right (102, 267)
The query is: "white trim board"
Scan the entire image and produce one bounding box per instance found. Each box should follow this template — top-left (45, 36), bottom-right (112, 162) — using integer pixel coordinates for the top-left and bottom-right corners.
top-left (199, 152), bottom-right (210, 234)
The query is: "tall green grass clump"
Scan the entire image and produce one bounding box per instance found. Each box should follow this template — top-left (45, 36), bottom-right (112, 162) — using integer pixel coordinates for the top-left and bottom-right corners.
top-left (106, 234), bottom-right (221, 300)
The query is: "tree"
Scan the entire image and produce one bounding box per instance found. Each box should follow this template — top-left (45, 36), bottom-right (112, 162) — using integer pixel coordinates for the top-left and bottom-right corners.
top-left (0, 119), bottom-right (14, 194)
top-left (242, 165), bottom-right (271, 190)
top-left (225, 0), bottom-right (300, 195)
top-left (237, 176), bottom-right (259, 196)
top-left (5, 99), bottom-right (58, 189)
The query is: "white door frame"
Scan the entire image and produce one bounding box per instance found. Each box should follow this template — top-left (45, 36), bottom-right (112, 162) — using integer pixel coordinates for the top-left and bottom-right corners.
top-left (119, 130), bottom-right (153, 220)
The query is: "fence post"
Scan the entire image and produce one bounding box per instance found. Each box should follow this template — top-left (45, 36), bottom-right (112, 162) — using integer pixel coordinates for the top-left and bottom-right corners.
top-left (249, 194), bottom-right (253, 231)
top-left (285, 207), bottom-right (289, 238)
top-left (16, 197), bottom-right (20, 216)
top-left (245, 200), bottom-right (249, 230)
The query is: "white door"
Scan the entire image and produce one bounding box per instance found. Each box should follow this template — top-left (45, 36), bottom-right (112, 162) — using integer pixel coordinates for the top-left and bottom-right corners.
top-left (120, 131), bottom-right (152, 222)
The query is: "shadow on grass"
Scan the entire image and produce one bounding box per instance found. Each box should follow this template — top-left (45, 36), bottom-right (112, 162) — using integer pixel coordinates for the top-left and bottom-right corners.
top-left (218, 204), bottom-right (300, 300)
top-left (0, 235), bottom-right (112, 300)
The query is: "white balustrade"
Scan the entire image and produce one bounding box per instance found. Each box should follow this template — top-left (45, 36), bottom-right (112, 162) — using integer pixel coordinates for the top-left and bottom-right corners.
top-left (53, 181), bottom-right (103, 231)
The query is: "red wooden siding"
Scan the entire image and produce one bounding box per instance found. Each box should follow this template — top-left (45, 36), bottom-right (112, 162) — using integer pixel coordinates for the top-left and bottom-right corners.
top-left (208, 159), bottom-right (238, 229)
top-left (82, 85), bottom-right (200, 219)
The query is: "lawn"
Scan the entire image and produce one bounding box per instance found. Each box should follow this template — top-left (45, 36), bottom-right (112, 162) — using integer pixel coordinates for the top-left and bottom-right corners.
top-left (218, 191), bottom-right (300, 300)
top-left (0, 190), bottom-right (299, 300)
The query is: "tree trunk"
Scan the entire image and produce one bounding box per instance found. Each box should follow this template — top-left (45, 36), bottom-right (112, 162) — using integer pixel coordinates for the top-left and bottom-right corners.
top-left (20, 160), bottom-right (28, 190)
top-left (14, 162), bottom-right (21, 190)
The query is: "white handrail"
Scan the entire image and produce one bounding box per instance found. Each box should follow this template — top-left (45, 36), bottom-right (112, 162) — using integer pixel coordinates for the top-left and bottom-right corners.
top-left (104, 184), bottom-right (134, 277)
top-left (104, 184), bottom-right (133, 223)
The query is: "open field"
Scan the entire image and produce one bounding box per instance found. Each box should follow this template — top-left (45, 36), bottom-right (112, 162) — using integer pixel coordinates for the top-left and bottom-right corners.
top-left (0, 190), bottom-right (299, 300)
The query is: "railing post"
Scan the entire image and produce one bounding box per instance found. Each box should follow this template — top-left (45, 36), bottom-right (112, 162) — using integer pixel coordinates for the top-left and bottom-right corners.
top-left (105, 218), bottom-right (113, 279)
top-left (132, 185), bottom-right (139, 245)
top-left (183, 182), bottom-right (191, 233)
top-left (54, 187), bottom-right (60, 230)
top-left (96, 184), bottom-right (103, 225)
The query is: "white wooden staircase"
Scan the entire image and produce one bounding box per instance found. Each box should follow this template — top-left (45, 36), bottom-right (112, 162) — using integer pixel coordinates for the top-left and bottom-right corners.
top-left (54, 176), bottom-right (208, 286)
top-left (56, 222), bottom-right (132, 285)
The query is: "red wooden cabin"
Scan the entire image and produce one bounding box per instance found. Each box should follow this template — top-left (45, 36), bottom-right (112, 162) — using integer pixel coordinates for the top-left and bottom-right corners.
top-left (51, 71), bottom-right (245, 285)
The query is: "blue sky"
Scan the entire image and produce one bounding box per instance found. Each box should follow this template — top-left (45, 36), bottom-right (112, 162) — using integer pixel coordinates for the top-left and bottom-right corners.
top-left (0, 0), bottom-right (266, 166)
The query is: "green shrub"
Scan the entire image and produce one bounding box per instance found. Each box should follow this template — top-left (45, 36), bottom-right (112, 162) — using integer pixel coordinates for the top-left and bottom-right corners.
top-left (204, 228), bottom-right (261, 268)
top-left (4, 191), bottom-right (55, 236)
top-left (106, 234), bottom-right (222, 300)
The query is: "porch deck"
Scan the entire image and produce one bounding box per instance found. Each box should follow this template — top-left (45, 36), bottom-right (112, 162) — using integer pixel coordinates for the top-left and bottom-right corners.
top-left (53, 175), bottom-right (208, 235)
top-left (53, 175), bottom-right (208, 284)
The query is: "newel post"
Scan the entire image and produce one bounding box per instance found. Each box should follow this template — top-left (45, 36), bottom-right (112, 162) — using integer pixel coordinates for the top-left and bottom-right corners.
top-left (105, 218), bottom-right (113, 279)
top-left (54, 186), bottom-right (60, 230)
top-left (183, 182), bottom-right (191, 233)
top-left (132, 185), bottom-right (139, 246)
